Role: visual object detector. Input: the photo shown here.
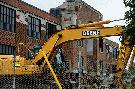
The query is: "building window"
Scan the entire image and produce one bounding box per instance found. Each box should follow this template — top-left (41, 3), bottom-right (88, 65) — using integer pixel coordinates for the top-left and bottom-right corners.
top-left (99, 60), bottom-right (103, 73)
top-left (0, 44), bottom-right (15, 55)
top-left (77, 40), bottom-right (83, 47)
top-left (109, 46), bottom-right (113, 52)
top-left (27, 16), bottom-right (41, 39)
top-left (99, 38), bottom-right (103, 52)
top-left (87, 39), bottom-right (93, 53)
top-left (112, 65), bottom-right (116, 73)
top-left (105, 44), bottom-right (109, 53)
top-left (0, 5), bottom-right (16, 32)
top-left (113, 47), bottom-right (118, 60)
top-left (105, 44), bottom-right (109, 59)
top-left (46, 22), bottom-right (57, 40)
top-left (65, 60), bottom-right (70, 71)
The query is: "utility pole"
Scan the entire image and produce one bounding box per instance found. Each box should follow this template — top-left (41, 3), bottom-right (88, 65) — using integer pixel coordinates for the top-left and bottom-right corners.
top-left (78, 51), bottom-right (82, 89)
top-left (13, 43), bottom-right (24, 89)
top-left (13, 48), bottom-right (16, 89)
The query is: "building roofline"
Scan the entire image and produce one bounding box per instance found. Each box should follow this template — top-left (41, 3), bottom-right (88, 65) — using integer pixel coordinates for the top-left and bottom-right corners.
top-left (53, 0), bottom-right (103, 19)
top-left (0, 0), bottom-right (60, 24)
top-left (80, 0), bottom-right (103, 17)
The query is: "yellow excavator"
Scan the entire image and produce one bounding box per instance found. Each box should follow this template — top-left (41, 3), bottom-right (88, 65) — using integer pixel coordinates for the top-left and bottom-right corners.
top-left (0, 20), bottom-right (134, 89)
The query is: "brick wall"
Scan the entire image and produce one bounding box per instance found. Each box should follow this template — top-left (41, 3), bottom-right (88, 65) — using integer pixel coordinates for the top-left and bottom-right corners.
top-left (97, 38), bottom-right (119, 75)
top-left (16, 22), bottom-right (46, 57)
top-left (0, 0), bottom-right (60, 58)
top-left (61, 1), bottom-right (102, 73)
top-left (0, 30), bottom-right (16, 46)
top-left (77, 4), bottom-right (102, 23)
top-left (86, 39), bottom-right (98, 76)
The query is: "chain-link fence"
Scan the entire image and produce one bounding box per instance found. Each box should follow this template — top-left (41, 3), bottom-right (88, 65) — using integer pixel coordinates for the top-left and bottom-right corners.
top-left (0, 74), bottom-right (58, 89)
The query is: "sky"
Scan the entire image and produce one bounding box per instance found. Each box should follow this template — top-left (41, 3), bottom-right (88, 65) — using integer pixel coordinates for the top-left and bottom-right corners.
top-left (22, 0), bottom-right (127, 43)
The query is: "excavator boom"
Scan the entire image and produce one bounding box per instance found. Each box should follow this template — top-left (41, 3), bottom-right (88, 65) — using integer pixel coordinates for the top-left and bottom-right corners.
top-left (32, 25), bottom-right (123, 65)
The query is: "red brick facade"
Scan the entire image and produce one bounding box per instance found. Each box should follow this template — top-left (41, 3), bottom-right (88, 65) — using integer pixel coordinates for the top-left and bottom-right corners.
top-left (0, 0), bottom-right (60, 58)
top-left (0, 30), bottom-right (16, 46)
top-left (97, 38), bottom-right (119, 74)
top-left (0, 0), bottom-right (60, 24)
top-left (60, 1), bottom-right (102, 73)
top-left (15, 22), bottom-right (46, 57)
top-left (77, 1), bottom-right (102, 23)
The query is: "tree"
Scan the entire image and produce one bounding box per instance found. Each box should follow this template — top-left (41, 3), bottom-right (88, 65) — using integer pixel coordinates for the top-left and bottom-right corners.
top-left (122, 0), bottom-right (135, 45)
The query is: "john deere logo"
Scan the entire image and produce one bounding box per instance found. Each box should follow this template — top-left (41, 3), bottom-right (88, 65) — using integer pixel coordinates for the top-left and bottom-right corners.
top-left (82, 30), bottom-right (100, 36)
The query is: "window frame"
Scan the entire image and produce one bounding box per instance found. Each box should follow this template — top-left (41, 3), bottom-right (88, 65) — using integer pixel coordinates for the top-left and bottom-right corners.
top-left (0, 5), bottom-right (16, 33)
top-left (45, 22), bottom-right (57, 40)
top-left (0, 44), bottom-right (15, 55)
top-left (76, 40), bottom-right (83, 47)
top-left (27, 15), bottom-right (41, 39)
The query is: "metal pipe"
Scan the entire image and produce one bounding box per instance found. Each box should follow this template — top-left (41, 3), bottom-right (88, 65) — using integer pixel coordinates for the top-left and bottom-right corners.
top-left (42, 51), bottom-right (62, 89)
top-left (78, 51), bottom-right (82, 89)
top-left (78, 20), bottom-right (111, 28)
top-left (13, 49), bottom-right (16, 89)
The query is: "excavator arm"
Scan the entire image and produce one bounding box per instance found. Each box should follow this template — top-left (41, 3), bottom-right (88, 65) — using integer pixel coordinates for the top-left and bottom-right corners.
top-left (116, 44), bottom-right (133, 88)
top-left (29, 20), bottom-right (126, 89)
top-left (32, 23), bottom-right (123, 66)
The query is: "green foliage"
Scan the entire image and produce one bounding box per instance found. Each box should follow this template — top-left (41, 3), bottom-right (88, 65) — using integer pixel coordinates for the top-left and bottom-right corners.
top-left (129, 63), bottom-right (135, 75)
top-left (124, 64), bottom-right (135, 80)
top-left (124, 0), bottom-right (135, 20)
top-left (121, 0), bottom-right (135, 45)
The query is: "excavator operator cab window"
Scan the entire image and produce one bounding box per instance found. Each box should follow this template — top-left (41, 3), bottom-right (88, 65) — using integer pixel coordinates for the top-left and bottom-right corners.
top-left (26, 50), bottom-right (33, 60)
top-left (26, 45), bottom-right (41, 60)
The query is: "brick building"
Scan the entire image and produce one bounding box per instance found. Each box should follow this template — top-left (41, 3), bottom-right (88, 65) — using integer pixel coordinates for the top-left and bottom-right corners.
top-left (50, 0), bottom-right (119, 88)
top-left (0, 0), bottom-right (61, 88)
top-left (87, 38), bottom-right (119, 86)
top-left (0, 0), bottom-right (60, 58)
top-left (0, 0), bottom-right (119, 88)
top-left (50, 0), bottom-right (102, 88)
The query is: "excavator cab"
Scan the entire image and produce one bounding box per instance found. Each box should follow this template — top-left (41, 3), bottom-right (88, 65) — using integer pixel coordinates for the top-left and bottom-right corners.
top-left (26, 45), bottom-right (42, 60)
